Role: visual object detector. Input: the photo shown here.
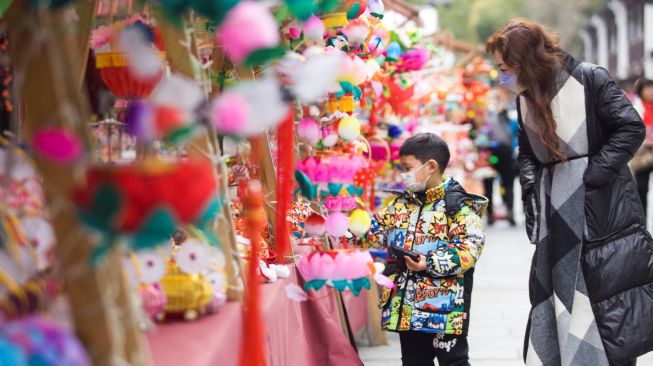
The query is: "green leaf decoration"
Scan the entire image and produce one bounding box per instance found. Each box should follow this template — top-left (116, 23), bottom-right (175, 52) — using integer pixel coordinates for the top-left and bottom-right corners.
top-left (243, 46), bottom-right (287, 67)
top-left (346, 3), bottom-right (360, 20)
top-left (347, 184), bottom-right (364, 196)
top-left (339, 81), bottom-right (354, 94)
top-left (196, 197), bottom-right (223, 246)
top-left (165, 125), bottom-right (196, 144)
top-left (0, 0), bottom-right (13, 16)
top-left (304, 279), bottom-right (327, 292)
top-left (328, 182), bottom-right (343, 196)
top-left (318, 0), bottom-right (338, 14)
top-left (332, 279), bottom-right (348, 292)
top-left (370, 12), bottom-right (383, 19)
top-left (131, 208), bottom-right (177, 250)
top-left (285, 0), bottom-right (316, 21)
top-left (274, 4), bottom-right (291, 23)
top-left (351, 277), bottom-right (371, 296)
top-left (295, 170), bottom-right (318, 200)
top-left (353, 86), bottom-right (362, 101)
top-left (191, 0), bottom-right (239, 25)
top-left (93, 185), bottom-right (122, 225)
top-left (155, 0), bottom-right (189, 28)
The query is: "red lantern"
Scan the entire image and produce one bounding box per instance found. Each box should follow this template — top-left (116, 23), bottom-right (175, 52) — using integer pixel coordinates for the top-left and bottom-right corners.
top-left (96, 52), bottom-right (162, 98)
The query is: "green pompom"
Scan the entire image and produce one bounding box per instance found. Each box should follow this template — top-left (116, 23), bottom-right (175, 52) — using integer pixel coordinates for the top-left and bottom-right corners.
top-left (243, 46), bottom-right (287, 67)
top-left (285, 0), bottom-right (317, 21)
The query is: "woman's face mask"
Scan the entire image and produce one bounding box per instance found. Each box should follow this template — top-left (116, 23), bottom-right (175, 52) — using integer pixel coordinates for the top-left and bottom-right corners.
top-left (400, 162), bottom-right (432, 192)
top-left (499, 71), bottom-right (526, 95)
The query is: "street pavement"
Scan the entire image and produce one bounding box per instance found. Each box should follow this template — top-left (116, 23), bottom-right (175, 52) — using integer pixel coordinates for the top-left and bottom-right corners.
top-left (359, 222), bottom-right (653, 365)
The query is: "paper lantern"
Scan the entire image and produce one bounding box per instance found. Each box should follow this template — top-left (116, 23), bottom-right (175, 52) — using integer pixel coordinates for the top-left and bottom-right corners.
top-left (297, 118), bottom-right (321, 145)
top-left (349, 209), bottom-right (371, 237)
top-left (338, 115), bottom-right (361, 141)
top-left (216, 1), bottom-right (280, 63)
top-left (326, 212), bottom-right (349, 238)
top-left (96, 52), bottom-right (162, 98)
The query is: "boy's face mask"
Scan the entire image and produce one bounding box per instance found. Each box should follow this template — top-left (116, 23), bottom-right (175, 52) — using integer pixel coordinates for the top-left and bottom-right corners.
top-left (400, 162), bottom-right (433, 192)
top-left (499, 70), bottom-right (526, 95)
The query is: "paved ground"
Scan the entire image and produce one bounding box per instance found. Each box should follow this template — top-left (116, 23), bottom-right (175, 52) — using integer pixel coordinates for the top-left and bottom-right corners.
top-left (359, 222), bottom-right (653, 365)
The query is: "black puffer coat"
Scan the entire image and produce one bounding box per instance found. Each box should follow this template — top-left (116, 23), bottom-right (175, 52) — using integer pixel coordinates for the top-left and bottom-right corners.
top-left (519, 57), bottom-right (653, 364)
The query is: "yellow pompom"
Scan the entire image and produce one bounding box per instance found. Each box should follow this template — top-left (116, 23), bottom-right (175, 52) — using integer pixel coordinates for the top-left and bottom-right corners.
top-left (349, 209), bottom-right (371, 237)
top-left (338, 115), bottom-right (361, 142)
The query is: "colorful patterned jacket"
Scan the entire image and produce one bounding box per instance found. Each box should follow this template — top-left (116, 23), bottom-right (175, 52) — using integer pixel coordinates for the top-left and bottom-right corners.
top-left (366, 176), bottom-right (487, 335)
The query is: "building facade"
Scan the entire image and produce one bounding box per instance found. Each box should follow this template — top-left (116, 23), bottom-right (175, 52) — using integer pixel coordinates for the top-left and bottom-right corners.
top-left (581, 0), bottom-right (653, 89)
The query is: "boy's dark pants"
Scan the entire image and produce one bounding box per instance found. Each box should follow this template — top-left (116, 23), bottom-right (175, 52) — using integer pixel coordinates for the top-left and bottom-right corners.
top-left (399, 331), bottom-right (470, 366)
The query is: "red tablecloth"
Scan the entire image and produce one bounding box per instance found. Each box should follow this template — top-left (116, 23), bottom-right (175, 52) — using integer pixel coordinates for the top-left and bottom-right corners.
top-left (146, 265), bottom-right (366, 366)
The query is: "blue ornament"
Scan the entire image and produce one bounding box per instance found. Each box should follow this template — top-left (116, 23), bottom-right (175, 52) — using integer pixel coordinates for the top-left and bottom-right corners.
top-left (385, 42), bottom-right (402, 61)
top-left (388, 124), bottom-right (403, 139)
top-left (0, 337), bottom-right (27, 366)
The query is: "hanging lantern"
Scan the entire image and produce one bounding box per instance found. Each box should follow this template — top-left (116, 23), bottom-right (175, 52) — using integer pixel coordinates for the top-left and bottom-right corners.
top-left (73, 159), bottom-right (220, 262)
top-left (96, 51), bottom-right (163, 99)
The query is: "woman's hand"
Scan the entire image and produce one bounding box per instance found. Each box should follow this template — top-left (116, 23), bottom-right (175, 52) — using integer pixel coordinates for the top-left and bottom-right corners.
top-left (405, 254), bottom-right (427, 272)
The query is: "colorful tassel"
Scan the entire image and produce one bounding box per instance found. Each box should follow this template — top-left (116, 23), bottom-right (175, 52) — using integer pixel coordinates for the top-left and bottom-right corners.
top-left (275, 109), bottom-right (294, 263)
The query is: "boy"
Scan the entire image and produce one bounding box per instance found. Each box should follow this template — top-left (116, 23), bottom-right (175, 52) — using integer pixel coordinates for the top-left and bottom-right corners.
top-left (366, 133), bottom-right (487, 366)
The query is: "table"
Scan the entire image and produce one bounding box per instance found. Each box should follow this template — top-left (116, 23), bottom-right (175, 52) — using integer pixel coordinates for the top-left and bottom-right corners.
top-left (146, 265), bottom-right (367, 366)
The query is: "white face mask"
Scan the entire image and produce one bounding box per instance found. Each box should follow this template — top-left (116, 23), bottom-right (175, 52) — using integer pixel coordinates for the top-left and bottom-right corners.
top-left (400, 162), bottom-right (433, 192)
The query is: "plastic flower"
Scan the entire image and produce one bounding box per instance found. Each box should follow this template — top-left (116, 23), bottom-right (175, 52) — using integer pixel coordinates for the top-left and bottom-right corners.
top-left (397, 47), bottom-right (430, 72)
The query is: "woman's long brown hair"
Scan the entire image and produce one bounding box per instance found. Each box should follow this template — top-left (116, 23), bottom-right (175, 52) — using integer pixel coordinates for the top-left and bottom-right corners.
top-left (486, 18), bottom-right (567, 161)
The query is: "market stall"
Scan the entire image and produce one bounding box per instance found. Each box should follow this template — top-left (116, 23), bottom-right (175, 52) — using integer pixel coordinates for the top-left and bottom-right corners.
top-left (0, 0), bottom-right (495, 365)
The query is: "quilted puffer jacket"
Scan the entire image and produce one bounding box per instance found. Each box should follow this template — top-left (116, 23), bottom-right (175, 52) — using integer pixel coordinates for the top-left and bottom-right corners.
top-left (366, 176), bottom-right (487, 335)
top-left (518, 54), bottom-right (653, 364)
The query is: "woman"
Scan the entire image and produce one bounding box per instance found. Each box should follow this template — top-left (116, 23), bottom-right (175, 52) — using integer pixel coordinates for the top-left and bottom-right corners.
top-left (631, 79), bottom-right (653, 219)
top-left (486, 19), bottom-right (653, 366)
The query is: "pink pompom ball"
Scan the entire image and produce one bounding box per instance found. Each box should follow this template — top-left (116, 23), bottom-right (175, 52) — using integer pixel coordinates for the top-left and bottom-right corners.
top-left (211, 92), bottom-right (249, 134)
top-left (216, 2), bottom-right (280, 63)
top-left (297, 118), bottom-right (321, 145)
top-left (326, 212), bottom-right (349, 238)
top-left (32, 127), bottom-right (84, 165)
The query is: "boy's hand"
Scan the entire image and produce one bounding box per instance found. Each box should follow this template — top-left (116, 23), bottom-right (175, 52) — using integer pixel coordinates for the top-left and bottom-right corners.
top-left (405, 254), bottom-right (427, 272)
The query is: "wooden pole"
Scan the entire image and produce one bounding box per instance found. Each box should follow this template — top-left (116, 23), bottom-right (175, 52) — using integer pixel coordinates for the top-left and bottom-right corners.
top-left (6, 1), bottom-right (150, 365)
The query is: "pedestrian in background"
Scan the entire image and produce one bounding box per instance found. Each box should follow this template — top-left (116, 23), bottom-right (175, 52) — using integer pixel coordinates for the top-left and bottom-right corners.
top-left (482, 87), bottom-right (519, 226)
top-left (487, 18), bottom-right (653, 366)
top-left (631, 79), bottom-right (653, 221)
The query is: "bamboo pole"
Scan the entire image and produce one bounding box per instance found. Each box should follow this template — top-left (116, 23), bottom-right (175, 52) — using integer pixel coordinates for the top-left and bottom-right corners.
top-left (6, 1), bottom-right (149, 365)
top-left (152, 8), bottom-right (245, 301)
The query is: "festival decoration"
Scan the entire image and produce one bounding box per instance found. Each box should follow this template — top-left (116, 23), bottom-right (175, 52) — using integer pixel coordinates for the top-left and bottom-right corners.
top-left (216, 1), bottom-right (284, 65)
top-left (92, 16), bottom-right (165, 99)
top-left (303, 16), bottom-right (325, 43)
top-left (348, 208), bottom-right (371, 237)
top-left (73, 158), bottom-right (220, 263)
top-left (294, 250), bottom-right (393, 296)
top-left (0, 316), bottom-right (90, 366)
top-left (32, 127), bottom-right (84, 165)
